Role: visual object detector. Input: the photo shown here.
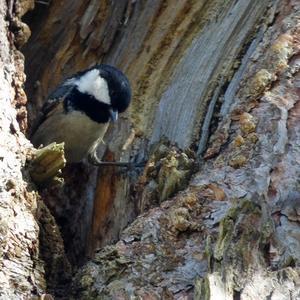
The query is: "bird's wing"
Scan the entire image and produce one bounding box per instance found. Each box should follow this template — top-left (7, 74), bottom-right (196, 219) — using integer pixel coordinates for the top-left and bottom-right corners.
top-left (29, 83), bottom-right (75, 137)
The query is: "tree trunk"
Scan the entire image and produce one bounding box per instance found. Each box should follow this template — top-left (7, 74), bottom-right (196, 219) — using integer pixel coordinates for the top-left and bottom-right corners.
top-left (0, 0), bottom-right (70, 299)
top-left (1, 0), bottom-right (299, 299)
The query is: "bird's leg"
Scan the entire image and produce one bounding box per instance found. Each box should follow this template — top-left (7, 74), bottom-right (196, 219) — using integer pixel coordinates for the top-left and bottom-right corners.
top-left (88, 151), bottom-right (145, 168)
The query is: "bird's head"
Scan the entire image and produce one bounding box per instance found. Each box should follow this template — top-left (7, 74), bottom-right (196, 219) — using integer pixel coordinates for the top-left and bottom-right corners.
top-left (66, 64), bottom-right (131, 123)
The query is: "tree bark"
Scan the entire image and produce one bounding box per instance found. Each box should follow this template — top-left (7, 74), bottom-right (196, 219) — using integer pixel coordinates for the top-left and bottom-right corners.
top-left (23, 0), bottom-right (272, 262)
top-left (1, 0), bottom-right (298, 299)
top-left (0, 1), bottom-right (70, 298)
top-left (0, 0), bottom-right (50, 298)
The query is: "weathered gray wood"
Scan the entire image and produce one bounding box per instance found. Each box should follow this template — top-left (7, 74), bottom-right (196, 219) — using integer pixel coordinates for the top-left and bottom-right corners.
top-left (151, 0), bottom-right (269, 148)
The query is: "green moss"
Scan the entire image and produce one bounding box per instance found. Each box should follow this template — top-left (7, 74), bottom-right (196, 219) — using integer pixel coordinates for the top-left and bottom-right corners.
top-left (259, 217), bottom-right (274, 245)
top-left (213, 199), bottom-right (262, 262)
top-left (205, 235), bottom-right (213, 272)
top-left (214, 217), bottom-right (235, 261)
top-left (154, 146), bottom-right (194, 202)
top-left (159, 168), bottom-right (190, 201)
top-left (295, 180), bottom-right (300, 193)
top-left (239, 198), bottom-right (261, 215)
top-left (194, 276), bottom-right (210, 300)
top-left (281, 256), bottom-right (297, 268)
top-left (80, 274), bottom-right (94, 288)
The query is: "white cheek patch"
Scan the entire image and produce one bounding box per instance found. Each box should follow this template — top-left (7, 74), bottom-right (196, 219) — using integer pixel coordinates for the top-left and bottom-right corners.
top-left (75, 69), bottom-right (111, 105)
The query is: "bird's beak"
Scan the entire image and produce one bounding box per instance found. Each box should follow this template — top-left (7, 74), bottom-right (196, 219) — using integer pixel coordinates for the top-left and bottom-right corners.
top-left (109, 108), bottom-right (118, 122)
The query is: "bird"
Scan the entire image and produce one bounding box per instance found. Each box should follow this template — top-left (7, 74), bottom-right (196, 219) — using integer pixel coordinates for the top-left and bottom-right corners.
top-left (30, 64), bottom-right (131, 164)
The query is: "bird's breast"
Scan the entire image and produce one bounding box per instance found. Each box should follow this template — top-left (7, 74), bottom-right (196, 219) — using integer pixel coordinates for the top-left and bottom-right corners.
top-left (32, 110), bottom-right (109, 163)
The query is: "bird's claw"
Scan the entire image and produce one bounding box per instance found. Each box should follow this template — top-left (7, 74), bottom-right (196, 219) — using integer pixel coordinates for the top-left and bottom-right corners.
top-left (88, 152), bottom-right (145, 169)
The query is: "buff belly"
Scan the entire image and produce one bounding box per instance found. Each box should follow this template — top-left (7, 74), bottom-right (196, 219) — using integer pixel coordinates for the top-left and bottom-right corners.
top-left (31, 110), bottom-right (109, 163)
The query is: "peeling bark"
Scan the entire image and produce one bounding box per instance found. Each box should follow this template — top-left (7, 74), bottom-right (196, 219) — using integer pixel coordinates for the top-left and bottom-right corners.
top-left (13, 0), bottom-right (300, 299)
top-left (23, 0), bottom-right (273, 262)
top-left (0, 1), bottom-right (70, 298)
top-left (0, 0), bottom-right (44, 298)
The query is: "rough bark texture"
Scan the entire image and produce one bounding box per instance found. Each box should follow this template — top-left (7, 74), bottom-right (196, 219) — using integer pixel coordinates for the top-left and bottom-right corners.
top-left (0, 1), bottom-right (70, 298)
top-left (23, 0), bottom-right (272, 263)
top-left (0, 0), bottom-right (42, 298)
top-left (0, 0), bottom-right (44, 298)
top-left (2, 0), bottom-right (297, 299)
top-left (68, 0), bottom-right (300, 298)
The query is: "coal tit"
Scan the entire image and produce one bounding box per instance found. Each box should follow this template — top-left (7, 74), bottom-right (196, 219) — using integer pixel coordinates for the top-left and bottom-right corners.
top-left (30, 64), bottom-right (131, 163)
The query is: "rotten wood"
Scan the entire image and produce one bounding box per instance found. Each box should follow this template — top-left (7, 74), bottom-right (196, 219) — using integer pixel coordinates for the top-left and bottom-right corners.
top-left (29, 142), bottom-right (66, 185)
